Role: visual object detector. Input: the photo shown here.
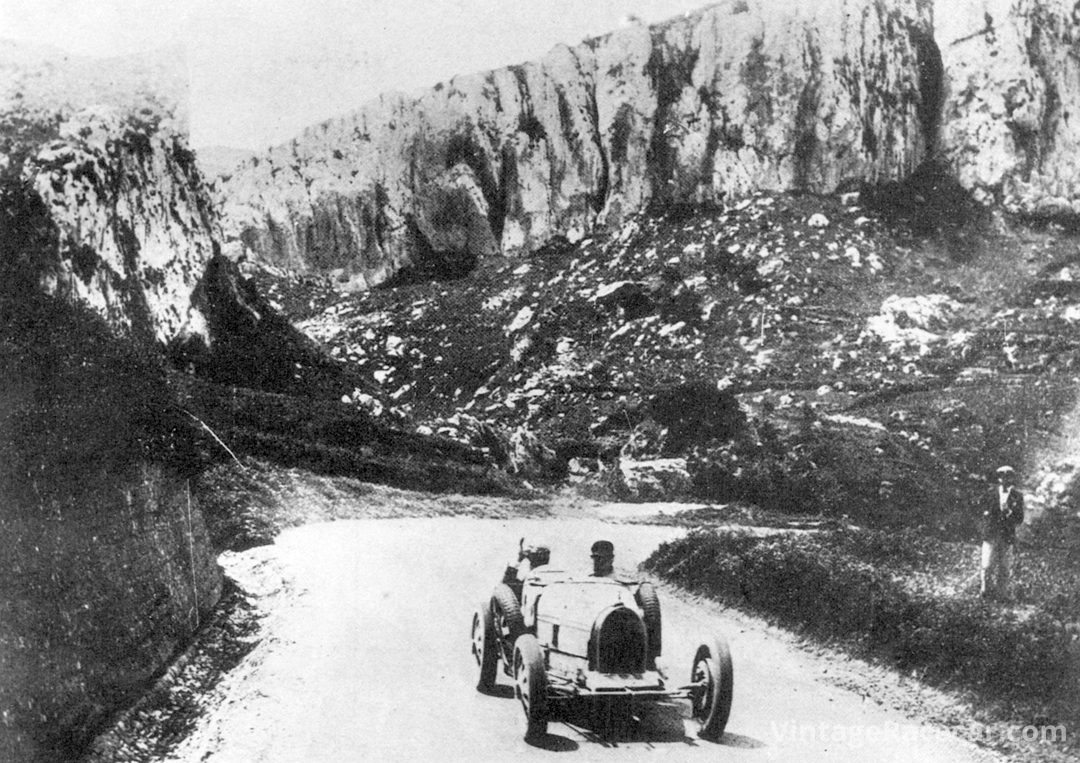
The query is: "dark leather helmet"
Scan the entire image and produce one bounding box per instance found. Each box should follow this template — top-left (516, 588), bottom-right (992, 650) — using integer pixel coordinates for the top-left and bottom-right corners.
top-left (590, 540), bottom-right (614, 558)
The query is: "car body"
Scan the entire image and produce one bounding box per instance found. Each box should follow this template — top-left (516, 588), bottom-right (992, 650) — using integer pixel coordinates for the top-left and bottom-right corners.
top-left (471, 566), bottom-right (733, 740)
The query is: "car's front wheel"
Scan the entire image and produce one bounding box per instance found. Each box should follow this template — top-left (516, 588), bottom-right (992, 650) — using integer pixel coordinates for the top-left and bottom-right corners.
top-left (492, 583), bottom-right (526, 669)
top-left (471, 600), bottom-right (498, 692)
top-left (690, 635), bottom-right (733, 742)
top-left (513, 633), bottom-right (547, 739)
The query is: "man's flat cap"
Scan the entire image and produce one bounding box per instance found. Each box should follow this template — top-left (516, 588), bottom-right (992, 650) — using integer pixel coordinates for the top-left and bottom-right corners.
top-left (590, 540), bottom-right (614, 557)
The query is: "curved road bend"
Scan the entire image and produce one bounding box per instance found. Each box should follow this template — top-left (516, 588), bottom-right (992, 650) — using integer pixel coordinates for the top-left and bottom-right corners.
top-left (167, 517), bottom-right (998, 763)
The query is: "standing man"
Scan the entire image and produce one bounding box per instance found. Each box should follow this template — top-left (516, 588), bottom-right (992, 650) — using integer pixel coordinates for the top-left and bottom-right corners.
top-left (980, 465), bottom-right (1025, 599)
top-left (590, 540), bottom-right (615, 577)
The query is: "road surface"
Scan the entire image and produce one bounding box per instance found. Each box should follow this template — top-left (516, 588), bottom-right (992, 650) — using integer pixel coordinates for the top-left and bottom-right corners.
top-left (165, 517), bottom-right (997, 762)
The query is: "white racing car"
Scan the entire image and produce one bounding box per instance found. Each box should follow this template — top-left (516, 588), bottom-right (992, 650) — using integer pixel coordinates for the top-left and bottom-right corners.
top-left (471, 564), bottom-right (733, 740)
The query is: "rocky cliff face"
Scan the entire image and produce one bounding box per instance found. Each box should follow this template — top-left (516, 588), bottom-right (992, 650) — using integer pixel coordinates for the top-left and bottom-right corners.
top-left (217, 0), bottom-right (938, 288)
top-left (0, 47), bottom-right (225, 762)
top-left (1, 40), bottom-right (208, 344)
top-left (937, 0), bottom-right (1080, 216)
top-left (21, 109), bottom-right (218, 343)
top-left (216, 0), bottom-right (1080, 289)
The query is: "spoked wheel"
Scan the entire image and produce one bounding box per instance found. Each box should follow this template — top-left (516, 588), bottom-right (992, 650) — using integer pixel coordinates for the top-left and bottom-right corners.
top-left (492, 584), bottom-right (526, 668)
top-left (690, 635), bottom-right (733, 742)
top-left (513, 633), bottom-right (548, 739)
top-left (471, 601), bottom-right (498, 691)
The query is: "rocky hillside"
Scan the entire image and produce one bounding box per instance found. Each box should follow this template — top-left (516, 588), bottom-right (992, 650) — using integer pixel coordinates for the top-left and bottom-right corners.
top-left (249, 169), bottom-right (1080, 535)
top-left (215, 0), bottom-right (1080, 289)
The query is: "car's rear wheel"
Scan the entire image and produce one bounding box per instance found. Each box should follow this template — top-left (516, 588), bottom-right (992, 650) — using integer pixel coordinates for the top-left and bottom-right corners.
top-left (492, 583), bottom-right (526, 668)
top-left (513, 633), bottom-right (548, 739)
top-left (635, 582), bottom-right (662, 668)
top-left (690, 635), bottom-right (733, 742)
top-left (471, 600), bottom-right (498, 692)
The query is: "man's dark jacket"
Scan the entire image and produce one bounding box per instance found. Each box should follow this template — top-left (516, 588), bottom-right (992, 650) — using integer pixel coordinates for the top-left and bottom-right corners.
top-left (981, 486), bottom-right (1025, 543)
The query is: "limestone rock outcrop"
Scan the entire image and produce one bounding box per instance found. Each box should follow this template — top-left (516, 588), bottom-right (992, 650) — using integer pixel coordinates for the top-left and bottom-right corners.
top-left (216, 0), bottom-right (937, 288)
top-left (1, 40), bottom-right (206, 344)
top-left (2, 44), bottom-right (351, 398)
top-left (937, 0), bottom-right (1080, 216)
top-left (216, 0), bottom-right (1080, 289)
top-left (20, 108), bottom-right (218, 343)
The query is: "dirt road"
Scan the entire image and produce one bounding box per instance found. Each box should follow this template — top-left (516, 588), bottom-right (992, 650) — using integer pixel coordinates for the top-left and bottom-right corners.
top-left (165, 517), bottom-right (998, 762)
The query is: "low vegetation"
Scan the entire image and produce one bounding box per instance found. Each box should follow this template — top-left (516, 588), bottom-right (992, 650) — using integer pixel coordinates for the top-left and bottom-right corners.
top-left (643, 527), bottom-right (1080, 746)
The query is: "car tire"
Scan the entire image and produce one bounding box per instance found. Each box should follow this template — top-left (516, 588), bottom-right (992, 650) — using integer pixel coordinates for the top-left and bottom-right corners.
top-left (513, 633), bottom-right (548, 739)
top-left (635, 582), bottom-right (662, 667)
top-left (472, 600), bottom-right (498, 692)
top-left (691, 635), bottom-right (733, 742)
top-left (491, 583), bottom-right (526, 664)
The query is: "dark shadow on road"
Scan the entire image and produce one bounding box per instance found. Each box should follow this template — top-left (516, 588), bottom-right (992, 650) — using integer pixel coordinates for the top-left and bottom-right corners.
top-left (483, 682), bottom-right (766, 751)
top-left (554, 698), bottom-right (694, 745)
top-left (476, 684), bottom-right (515, 699)
top-left (719, 731), bottom-right (766, 749)
top-left (526, 732), bottom-right (579, 751)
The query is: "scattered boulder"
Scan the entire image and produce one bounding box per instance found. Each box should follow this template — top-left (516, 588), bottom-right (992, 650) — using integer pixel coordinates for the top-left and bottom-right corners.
top-left (617, 457), bottom-right (693, 501)
top-left (507, 425), bottom-right (561, 478)
top-left (594, 280), bottom-right (655, 320)
top-left (864, 294), bottom-right (963, 357)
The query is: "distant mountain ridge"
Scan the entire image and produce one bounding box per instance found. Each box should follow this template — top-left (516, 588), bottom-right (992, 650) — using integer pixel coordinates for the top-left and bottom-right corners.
top-left (213, 0), bottom-right (1080, 290)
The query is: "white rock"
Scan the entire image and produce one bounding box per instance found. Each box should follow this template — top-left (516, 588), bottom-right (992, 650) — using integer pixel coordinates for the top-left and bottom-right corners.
top-left (507, 306), bottom-right (535, 333)
top-left (618, 458), bottom-right (691, 500)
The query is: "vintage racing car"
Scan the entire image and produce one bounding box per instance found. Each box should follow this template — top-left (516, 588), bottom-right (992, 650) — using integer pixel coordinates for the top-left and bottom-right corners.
top-left (470, 564), bottom-right (733, 740)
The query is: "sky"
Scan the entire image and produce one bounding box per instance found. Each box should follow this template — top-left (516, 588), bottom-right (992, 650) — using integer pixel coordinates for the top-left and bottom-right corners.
top-left (0, 0), bottom-right (712, 150)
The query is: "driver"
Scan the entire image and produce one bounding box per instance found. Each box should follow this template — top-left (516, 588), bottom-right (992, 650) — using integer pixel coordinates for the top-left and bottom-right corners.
top-left (502, 539), bottom-right (551, 629)
top-left (589, 540), bottom-right (615, 577)
top-left (502, 538), bottom-right (551, 594)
